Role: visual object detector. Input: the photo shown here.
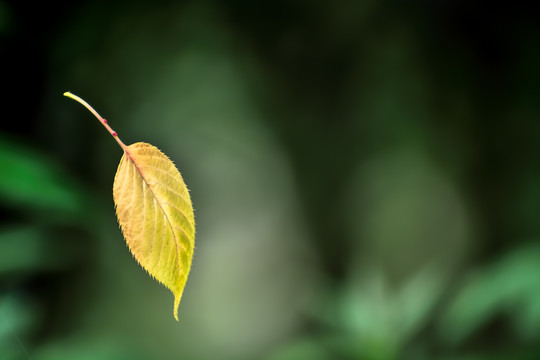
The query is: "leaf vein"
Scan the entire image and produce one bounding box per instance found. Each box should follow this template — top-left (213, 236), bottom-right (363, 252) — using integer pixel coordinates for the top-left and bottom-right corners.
top-left (137, 164), bottom-right (191, 202)
top-left (126, 152), bottom-right (182, 283)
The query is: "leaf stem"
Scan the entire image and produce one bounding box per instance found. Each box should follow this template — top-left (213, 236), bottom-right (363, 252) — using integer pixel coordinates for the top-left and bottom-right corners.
top-left (63, 92), bottom-right (128, 151)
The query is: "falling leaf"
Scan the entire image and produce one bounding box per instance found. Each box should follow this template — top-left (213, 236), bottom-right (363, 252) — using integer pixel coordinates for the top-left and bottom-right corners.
top-left (64, 92), bottom-right (195, 320)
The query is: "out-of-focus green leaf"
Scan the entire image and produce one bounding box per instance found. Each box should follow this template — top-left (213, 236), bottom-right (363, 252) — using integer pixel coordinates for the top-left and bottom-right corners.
top-left (0, 137), bottom-right (86, 217)
top-left (0, 293), bottom-right (37, 360)
top-left (0, 226), bottom-right (73, 276)
top-left (341, 268), bottom-right (442, 340)
top-left (312, 267), bottom-right (444, 360)
top-left (438, 244), bottom-right (540, 345)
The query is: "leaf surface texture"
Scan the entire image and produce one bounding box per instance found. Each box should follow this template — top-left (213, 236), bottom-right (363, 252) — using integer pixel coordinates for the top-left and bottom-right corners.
top-left (113, 142), bottom-right (195, 320)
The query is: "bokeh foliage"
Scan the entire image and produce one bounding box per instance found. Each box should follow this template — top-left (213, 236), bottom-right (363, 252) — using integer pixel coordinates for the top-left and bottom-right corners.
top-left (1, 1), bottom-right (540, 359)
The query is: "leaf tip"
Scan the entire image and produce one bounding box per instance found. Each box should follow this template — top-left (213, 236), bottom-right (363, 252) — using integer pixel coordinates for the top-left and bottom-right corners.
top-left (173, 294), bottom-right (181, 321)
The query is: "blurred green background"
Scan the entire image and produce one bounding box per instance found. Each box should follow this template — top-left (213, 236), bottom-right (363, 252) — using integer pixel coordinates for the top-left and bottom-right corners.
top-left (1, 1), bottom-right (540, 359)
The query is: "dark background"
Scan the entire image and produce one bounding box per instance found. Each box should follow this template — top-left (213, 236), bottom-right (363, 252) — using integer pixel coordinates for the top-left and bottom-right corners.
top-left (1, 1), bottom-right (540, 359)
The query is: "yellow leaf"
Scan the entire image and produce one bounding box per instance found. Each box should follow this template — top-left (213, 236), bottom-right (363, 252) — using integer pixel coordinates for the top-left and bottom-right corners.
top-left (64, 92), bottom-right (195, 321)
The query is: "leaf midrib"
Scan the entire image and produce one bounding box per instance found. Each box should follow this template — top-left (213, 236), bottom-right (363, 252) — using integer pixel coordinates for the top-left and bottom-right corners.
top-left (125, 148), bottom-right (182, 282)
